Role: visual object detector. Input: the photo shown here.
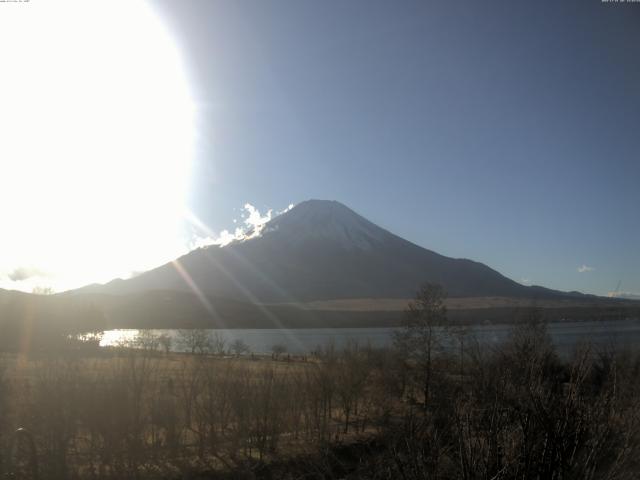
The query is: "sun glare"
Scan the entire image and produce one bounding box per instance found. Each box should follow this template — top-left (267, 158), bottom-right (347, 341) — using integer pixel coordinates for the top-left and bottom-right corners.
top-left (0, 1), bottom-right (195, 292)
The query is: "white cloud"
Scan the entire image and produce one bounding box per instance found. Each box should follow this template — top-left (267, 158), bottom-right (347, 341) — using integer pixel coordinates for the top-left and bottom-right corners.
top-left (578, 264), bottom-right (595, 273)
top-left (0, 266), bottom-right (55, 293)
top-left (8, 266), bottom-right (47, 282)
top-left (242, 203), bottom-right (273, 237)
top-left (279, 203), bottom-right (295, 215)
top-left (188, 202), bottom-right (294, 249)
top-left (607, 292), bottom-right (640, 301)
top-left (520, 278), bottom-right (532, 285)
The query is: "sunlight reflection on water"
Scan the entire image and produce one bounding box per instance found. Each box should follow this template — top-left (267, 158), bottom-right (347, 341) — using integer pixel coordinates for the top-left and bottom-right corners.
top-left (100, 329), bottom-right (140, 347)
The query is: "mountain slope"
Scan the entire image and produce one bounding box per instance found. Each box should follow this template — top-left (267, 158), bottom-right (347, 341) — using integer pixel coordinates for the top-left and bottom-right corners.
top-left (79, 200), bottom-right (578, 303)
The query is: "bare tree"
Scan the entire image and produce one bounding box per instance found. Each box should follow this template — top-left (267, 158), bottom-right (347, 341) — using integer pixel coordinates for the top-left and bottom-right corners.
top-left (136, 331), bottom-right (160, 352)
top-left (231, 339), bottom-right (250, 357)
top-left (178, 329), bottom-right (211, 355)
top-left (211, 331), bottom-right (228, 356)
top-left (271, 344), bottom-right (287, 360)
top-left (336, 342), bottom-right (370, 433)
top-left (394, 283), bottom-right (447, 408)
top-left (158, 334), bottom-right (172, 354)
top-left (31, 286), bottom-right (55, 295)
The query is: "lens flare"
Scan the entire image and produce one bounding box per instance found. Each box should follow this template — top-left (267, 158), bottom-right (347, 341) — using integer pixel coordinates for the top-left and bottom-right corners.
top-left (0, 1), bottom-right (195, 292)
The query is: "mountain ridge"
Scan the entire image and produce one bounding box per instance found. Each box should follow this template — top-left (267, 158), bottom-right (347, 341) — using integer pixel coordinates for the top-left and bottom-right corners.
top-left (75, 199), bottom-right (589, 302)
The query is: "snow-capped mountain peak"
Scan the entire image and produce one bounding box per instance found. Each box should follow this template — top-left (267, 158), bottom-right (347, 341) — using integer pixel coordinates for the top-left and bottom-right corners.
top-left (259, 200), bottom-right (391, 250)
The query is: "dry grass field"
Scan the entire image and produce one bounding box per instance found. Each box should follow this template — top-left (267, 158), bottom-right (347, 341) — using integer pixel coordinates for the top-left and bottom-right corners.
top-left (283, 295), bottom-right (639, 312)
top-left (2, 315), bottom-right (640, 479)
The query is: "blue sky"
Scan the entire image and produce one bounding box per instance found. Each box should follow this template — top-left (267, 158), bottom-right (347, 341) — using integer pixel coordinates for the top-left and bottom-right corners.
top-left (153, 1), bottom-right (639, 297)
top-left (151, 0), bottom-right (639, 296)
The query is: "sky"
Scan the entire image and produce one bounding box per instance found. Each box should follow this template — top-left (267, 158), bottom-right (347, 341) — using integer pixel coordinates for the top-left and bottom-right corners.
top-left (1, 0), bottom-right (639, 297)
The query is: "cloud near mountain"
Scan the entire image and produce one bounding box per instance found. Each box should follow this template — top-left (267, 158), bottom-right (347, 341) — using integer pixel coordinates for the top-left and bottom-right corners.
top-left (8, 266), bottom-right (46, 282)
top-left (188, 202), bottom-right (292, 249)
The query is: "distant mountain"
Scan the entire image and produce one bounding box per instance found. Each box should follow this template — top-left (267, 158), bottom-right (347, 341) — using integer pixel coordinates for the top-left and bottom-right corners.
top-left (77, 200), bottom-right (586, 303)
top-left (2, 201), bottom-right (638, 331)
top-left (0, 287), bottom-right (107, 349)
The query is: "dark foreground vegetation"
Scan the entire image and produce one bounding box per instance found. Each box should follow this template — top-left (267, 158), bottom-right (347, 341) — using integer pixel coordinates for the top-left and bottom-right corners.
top-left (1, 285), bottom-right (640, 479)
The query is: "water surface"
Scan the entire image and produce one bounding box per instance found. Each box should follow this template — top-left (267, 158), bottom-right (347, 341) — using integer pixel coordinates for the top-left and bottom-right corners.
top-left (100, 318), bottom-right (640, 355)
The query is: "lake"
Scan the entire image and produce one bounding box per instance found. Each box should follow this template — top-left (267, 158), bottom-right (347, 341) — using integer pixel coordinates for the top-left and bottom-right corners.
top-left (100, 318), bottom-right (640, 355)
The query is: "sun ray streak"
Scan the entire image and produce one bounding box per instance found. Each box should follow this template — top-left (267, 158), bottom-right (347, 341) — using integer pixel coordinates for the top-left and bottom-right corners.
top-left (185, 209), bottom-right (309, 350)
top-left (201, 252), bottom-right (309, 353)
top-left (170, 259), bottom-right (224, 327)
top-left (223, 245), bottom-right (302, 305)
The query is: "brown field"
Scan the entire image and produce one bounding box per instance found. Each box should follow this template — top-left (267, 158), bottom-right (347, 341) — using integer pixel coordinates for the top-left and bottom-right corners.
top-left (277, 295), bottom-right (639, 311)
top-left (2, 318), bottom-right (640, 479)
top-left (0, 345), bottom-right (394, 479)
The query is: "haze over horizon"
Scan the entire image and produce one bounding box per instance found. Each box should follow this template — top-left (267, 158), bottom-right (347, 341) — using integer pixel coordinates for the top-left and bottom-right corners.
top-left (1, 0), bottom-right (638, 297)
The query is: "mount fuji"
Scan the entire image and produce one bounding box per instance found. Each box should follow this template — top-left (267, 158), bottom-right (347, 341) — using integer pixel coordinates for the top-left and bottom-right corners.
top-left (81, 200), bottom-right (575, 302)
